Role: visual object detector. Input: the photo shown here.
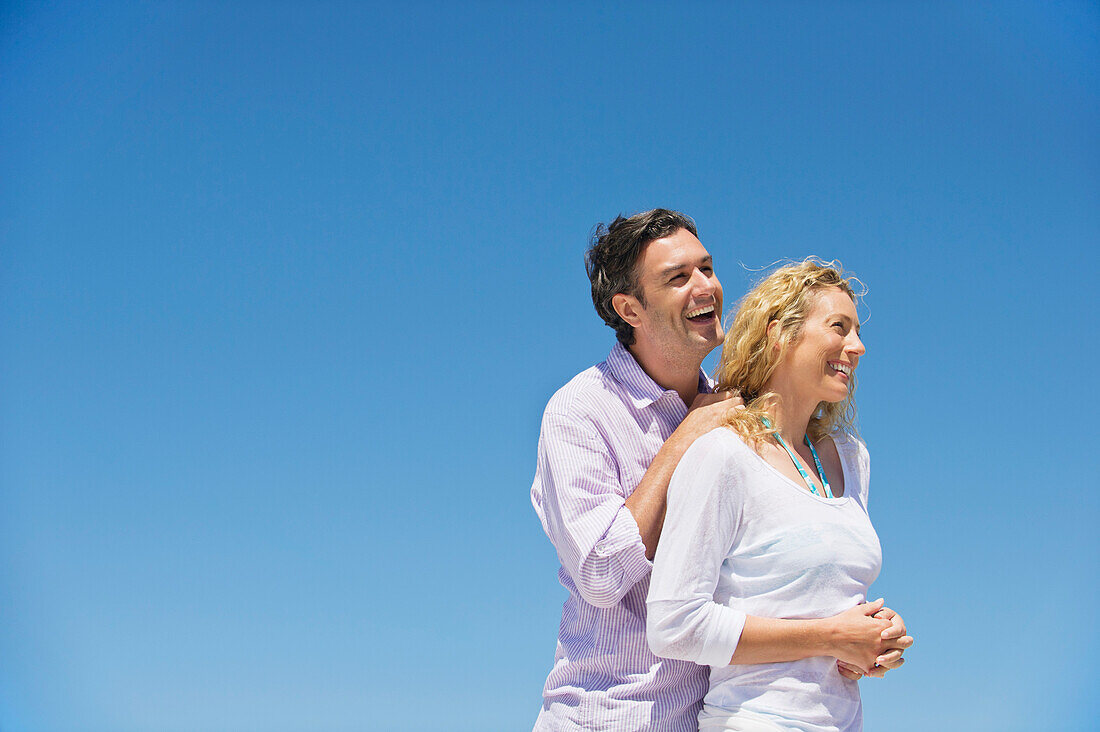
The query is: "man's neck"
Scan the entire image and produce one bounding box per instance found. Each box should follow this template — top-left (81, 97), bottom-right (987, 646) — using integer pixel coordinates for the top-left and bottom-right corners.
top-left (626, 342), bottom-right (704, 409)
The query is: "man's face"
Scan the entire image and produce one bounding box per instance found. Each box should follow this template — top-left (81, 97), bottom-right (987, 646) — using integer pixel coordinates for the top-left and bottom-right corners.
top-left (626, 228), bottom-right (724, 366)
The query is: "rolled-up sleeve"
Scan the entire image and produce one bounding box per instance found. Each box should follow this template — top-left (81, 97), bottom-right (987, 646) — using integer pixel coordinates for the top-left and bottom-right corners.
top-left (531, 411), bottom-right (651, 609)
top-left (647, 429), bottom-right (747, 666)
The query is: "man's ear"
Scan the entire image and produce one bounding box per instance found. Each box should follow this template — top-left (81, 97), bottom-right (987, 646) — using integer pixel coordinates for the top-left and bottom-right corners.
top-left (612, 293), bottom-right (644, 328)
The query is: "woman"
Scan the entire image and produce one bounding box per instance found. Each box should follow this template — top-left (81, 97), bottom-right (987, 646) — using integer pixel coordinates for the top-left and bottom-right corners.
top-left (647, 259), bottom-right (910, 731)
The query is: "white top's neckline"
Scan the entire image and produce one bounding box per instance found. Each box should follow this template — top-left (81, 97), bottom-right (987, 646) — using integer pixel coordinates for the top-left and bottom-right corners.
top-left (733, 428), bottom-right (853, 505)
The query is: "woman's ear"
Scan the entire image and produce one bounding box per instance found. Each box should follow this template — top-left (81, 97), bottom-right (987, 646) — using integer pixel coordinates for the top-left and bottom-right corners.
top-left (766, 319), bottom-right (781, 352)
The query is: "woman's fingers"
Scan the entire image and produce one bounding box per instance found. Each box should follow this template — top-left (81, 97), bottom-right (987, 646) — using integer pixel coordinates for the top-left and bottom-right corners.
top-left (836, 660), bottom-right (863, 681)
top-left (866, 651), bottom-right (910, 678)
top-left (875, 649), bottom-right (905, 668)
top-left (884, 635), bottom-right (914, 650)
top-left (875, 607), bottom-right (908, 640)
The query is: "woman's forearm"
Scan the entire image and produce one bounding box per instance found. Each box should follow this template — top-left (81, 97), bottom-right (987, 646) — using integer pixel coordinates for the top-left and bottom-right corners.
top-left (728, 615), bottom-right (833, 664)
top-left (729, 599), bottom-right (893, 672)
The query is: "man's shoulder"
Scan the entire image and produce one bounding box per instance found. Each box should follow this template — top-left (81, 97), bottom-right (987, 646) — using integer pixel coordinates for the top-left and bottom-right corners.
top-left (543, 358), bottom-right (621, 419)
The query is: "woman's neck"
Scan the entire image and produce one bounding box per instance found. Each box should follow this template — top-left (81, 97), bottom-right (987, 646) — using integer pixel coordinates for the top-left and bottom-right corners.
top-left (762, 388), bottom-right (817, 445)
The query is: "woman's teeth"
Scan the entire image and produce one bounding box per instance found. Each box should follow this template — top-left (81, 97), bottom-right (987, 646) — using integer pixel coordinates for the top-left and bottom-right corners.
top-left (829, 362), bottom-right (852, 375)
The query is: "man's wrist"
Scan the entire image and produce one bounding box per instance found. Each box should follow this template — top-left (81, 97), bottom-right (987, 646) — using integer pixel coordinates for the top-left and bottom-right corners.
top-left (660, 422), bottom-right (697, 459)
top-left (670, 410), bottom-right (711, 444)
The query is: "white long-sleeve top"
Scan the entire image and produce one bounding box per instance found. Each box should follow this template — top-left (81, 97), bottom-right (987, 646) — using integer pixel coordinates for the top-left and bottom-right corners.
top-left (647, 427), bottom-right (881, 732)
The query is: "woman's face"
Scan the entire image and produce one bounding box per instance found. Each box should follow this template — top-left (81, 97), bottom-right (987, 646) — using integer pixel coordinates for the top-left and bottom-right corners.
top-left (776, 286), bottom-right (865, 404)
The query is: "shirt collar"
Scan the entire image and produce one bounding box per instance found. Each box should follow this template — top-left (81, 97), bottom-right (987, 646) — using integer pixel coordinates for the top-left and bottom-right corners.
top-left (606, 342), bottom-right (715, 409)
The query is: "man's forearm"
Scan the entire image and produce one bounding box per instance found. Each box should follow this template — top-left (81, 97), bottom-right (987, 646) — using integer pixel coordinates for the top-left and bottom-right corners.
top-left (625, 392), bottom-right (741, 559)
top-left (624, 428), bottom-right (696, 559)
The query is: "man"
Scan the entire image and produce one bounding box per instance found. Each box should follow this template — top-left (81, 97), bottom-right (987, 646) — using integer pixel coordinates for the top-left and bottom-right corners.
top-left (531, 210), bottom-right (907, 731)
top-left (530, 209), bottom-right (740, 730)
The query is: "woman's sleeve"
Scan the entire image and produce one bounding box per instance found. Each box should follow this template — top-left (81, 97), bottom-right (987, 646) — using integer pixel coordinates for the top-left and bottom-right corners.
top-left (646, 429), bottom-right (747, 667)
top-left (849, 433), bottom-right (871, 508)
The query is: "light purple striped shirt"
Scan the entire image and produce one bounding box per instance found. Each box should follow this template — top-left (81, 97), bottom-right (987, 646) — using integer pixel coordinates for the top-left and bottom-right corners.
top-left (531, 343), bottom-right (712, 732)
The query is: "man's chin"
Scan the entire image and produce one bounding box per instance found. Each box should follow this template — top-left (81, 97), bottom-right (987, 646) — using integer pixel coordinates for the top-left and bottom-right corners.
top-left (684, 319), bottom-right (721, 338)
top-left (688, 333), bottom-right (723, 357)
top-left (697, 328), bottom-right (724, 349)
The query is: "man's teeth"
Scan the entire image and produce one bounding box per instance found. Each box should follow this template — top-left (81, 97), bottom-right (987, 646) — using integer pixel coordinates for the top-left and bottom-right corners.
top-left (830, 362), bottom-right (852, 375)
top-left (686, 305), bottom-right (715, 319)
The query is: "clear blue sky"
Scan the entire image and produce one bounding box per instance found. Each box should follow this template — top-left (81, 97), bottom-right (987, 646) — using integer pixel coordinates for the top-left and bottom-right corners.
top-left (2, 2), bottom-right (1097, 730)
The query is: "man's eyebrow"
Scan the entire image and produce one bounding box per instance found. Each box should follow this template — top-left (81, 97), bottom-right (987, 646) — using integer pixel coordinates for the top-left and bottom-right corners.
top-left (658, 256), bottom-right (713, 278)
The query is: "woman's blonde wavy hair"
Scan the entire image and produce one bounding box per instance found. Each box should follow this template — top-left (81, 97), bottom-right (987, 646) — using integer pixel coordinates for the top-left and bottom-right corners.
top-left (716, 258), bottom-right (864, 446)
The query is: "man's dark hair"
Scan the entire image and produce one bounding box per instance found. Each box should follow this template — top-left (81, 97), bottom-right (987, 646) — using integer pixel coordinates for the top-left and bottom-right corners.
top-left (585, 208), bottom-right (698, 346)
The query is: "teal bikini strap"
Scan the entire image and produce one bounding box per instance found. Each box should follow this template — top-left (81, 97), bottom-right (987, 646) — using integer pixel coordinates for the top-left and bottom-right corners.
top-left (802, 436), bottom-right (833, 499)
top-left (761, 417), bottom-right (834, 499)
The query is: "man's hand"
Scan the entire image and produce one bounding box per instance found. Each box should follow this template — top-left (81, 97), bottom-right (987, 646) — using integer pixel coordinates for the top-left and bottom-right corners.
top-left (679, 390), bottom-right (743, 438)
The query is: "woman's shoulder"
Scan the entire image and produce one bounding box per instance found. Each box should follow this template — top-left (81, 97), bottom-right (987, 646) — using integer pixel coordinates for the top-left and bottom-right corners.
top-left (828, 430), bottom-right (871, 499)
top-left (670, 427), bottom-right (764, 506)
top-left (685, 425), bottom-right (753, 459)
top-left (678, 426), bottom-right (760, 477)
top-left (829, 429), bottom-right (868, 460)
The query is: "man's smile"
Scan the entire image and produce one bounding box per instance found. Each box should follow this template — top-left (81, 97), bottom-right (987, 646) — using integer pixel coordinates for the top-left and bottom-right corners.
top-left (685, 304), bottom-right (717, 323)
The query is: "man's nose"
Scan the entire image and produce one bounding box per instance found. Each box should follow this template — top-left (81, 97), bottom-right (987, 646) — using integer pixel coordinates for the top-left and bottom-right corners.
top-left (691, 269), bottom-right (716, 296)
